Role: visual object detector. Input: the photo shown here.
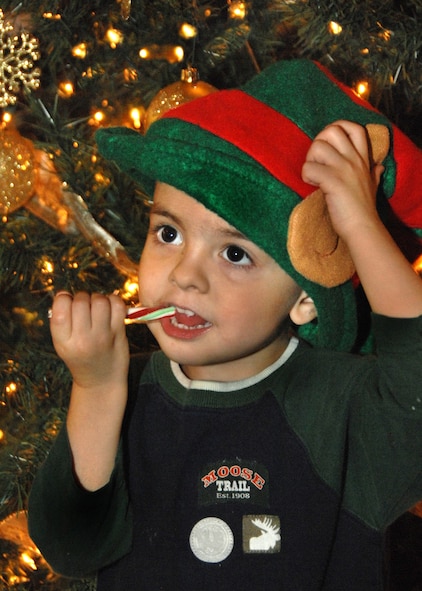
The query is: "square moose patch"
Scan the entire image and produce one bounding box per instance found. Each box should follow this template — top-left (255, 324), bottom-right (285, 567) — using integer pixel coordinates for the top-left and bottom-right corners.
top-left (242, 515), bottom-right (281, 554)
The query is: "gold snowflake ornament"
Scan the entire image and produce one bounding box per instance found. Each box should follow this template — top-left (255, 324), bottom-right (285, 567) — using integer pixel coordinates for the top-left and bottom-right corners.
top-left (0, 9), bottom-right (41, 108)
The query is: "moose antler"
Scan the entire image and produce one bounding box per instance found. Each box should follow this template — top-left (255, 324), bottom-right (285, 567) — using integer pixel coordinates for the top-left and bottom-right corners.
top-left (251, 517), bottom-right (278, 533)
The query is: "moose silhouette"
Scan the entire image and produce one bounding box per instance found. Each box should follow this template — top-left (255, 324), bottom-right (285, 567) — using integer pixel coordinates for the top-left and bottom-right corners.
top-left (249, 517), bottom-right (281, 551)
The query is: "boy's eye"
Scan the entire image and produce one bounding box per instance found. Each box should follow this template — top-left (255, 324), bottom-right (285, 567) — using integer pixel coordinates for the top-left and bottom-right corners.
top-left (157, 225), bottom-right (182, 245)
top-left (222, 245), bottom-right (252, 266)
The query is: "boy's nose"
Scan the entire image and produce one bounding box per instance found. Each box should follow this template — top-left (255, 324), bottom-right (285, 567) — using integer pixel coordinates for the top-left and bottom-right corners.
top-left (169, 251), bottom-right (209, 293)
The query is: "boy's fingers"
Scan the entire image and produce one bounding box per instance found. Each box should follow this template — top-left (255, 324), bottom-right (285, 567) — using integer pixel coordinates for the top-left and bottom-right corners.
top-left (50, 291), bottom-right (74, 341)
top-left (71, 292), bottom-right (97, 332)
top-left (89, 293), bottom-right (126, 332)
top-left (302, 121), bottom-right (374, 189)
top-left (108, 293), bottom-right (127, 330)
top-left (319, 120), bottom-right (371, 164)
top-left (90, 293), bottom-right (113, 330)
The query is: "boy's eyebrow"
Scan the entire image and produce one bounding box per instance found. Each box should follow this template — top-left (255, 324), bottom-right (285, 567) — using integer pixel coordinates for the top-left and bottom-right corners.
top-left (219, 227), bottom-right (249, 241)
top-left (149, 205), bottom-right (182, 226)
top-left (150, 204), bottom-right (249, 241)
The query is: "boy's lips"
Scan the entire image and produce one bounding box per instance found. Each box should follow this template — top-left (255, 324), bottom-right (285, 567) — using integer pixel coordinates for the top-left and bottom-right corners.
top-left (160, 306), bottom-right (212, 339)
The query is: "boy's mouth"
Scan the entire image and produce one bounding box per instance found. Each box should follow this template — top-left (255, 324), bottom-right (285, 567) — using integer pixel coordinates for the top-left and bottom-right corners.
top-left (171, 306), bottom-right (212, 330)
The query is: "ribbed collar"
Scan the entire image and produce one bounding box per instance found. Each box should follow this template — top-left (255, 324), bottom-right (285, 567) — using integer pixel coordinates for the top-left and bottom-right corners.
top-left (147, 337), bottom-right (299, 409)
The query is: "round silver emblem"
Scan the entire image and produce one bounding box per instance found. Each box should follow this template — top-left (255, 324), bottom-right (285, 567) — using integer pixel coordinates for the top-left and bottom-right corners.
top-left (189, 517), bottom-right (234, 563)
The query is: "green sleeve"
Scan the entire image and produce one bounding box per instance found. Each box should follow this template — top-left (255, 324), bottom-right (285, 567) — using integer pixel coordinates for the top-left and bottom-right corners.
top-left (28, 425), bottom-right (132, 578)
top-left (283, 314), bottom-right (422, 530)
top-left (347, 314), bottom-right (422, 527)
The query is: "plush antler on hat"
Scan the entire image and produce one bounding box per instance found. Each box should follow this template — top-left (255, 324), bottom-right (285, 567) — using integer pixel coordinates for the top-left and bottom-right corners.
top-left (96, 59), bottom-right (422, 352)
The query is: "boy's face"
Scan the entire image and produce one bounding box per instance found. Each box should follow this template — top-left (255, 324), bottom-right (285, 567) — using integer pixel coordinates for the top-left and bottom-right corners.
top-left (138, 182), bottom-right (303, 382)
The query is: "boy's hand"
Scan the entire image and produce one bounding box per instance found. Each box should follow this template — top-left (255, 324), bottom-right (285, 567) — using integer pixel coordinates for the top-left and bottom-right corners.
top-left (50, 291), bottom-right (129, 390)
top-left (50, 292), bottom-right (129, 491)
top-left (301, 120), bottom-right (384, 242)
top-left (303, 120), bottom-right (422, 318)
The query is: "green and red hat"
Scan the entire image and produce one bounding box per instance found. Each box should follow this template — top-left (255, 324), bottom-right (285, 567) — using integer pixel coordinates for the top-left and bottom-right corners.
top-left (96, 59), bottom-right (422, 352)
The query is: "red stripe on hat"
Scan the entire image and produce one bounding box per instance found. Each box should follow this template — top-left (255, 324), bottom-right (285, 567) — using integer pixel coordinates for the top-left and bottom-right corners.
top-left (389, 128), bottom-right (422, 230)
top-left (163, 89), bottom-right (315, 199)
top-left (315, 62), bottom-right (422, 230)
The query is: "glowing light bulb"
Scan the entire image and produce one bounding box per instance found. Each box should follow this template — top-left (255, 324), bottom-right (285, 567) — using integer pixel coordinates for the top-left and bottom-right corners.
top-left (129, 107), bottom-right (143, 129)
top-left (106, 28), bottom-right (123, 48)
top-left (94, 172), bottom-right (107, 184)
top-left (2, 111), bottom-right (12, 124)
top-left (228, 1), bottom-right (247, 19)
top-left (123, 278), bottom-right (139, 299)
top-left (179, 22), bottom-right (198, 39)
top-left (72, 42), bottom-right (87, 59)
top-left (139, 44), bottom-right (184, 63)
top-left (5, 382), bottom-right (17, 395)
top-left (172, 46), bottom-right (184, 62)
top-left (41, 258), bottom-right (54, 274)
top-left (377, 24), bottom-right (392, 41)
top-left (20, 552), bottom-right (37, 571)
top-left (124, 67), bottom-right (138, 82)
top-left (58, 81), bottom-right (74, 97)
top-left (355, 80), bottom-right (369, 98)
top-left (328, 21), bottom-right (342, 35)
top-left (89, 111), bottom-right (105, 125)
top-left (43, 12), bottom-right (61, 20)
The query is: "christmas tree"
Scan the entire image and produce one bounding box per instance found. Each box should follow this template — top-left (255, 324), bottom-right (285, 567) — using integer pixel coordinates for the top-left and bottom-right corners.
top-left (0, 1), bottom-right (421, 589)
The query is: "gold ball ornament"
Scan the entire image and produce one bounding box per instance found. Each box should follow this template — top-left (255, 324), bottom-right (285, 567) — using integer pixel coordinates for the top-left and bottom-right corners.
top-left (144, 68), bottom-right (218, 131)
top-left (0, 127), bottom-right (35, 215)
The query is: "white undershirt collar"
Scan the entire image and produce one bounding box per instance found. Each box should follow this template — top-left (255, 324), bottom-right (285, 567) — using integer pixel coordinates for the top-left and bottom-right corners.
top-left (170, 336), bottom-right (299, 392)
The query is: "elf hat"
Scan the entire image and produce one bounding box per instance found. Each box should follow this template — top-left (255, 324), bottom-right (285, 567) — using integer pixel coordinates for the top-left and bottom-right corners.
top-left (96, 59), bottom-right (422, 352)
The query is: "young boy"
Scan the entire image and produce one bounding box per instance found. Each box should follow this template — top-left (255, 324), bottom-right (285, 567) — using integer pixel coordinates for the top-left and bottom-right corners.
top-left (28, 59), bottom-right (422, 590)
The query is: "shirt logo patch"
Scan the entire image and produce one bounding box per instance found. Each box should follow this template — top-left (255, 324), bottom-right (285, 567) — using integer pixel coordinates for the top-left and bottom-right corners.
top-left (189, 517), bottom-right (234, 563)
top-left (199, 460), bottom-right (269, 506)
top-left (243, 515), bottom-right (281, 554)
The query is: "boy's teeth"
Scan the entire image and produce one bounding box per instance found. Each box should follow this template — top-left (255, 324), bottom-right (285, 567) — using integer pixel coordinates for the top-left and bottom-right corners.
top-left (175, 306), bottom-right (195, 317)
top-left (171, 307), bottom-right (212, 330)
top-left (171, 316), bottom-right (212, 330)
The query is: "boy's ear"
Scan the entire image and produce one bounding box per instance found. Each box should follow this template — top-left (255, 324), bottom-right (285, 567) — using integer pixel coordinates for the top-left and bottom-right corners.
top-left (289, 291), bottom-right (317, 326)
